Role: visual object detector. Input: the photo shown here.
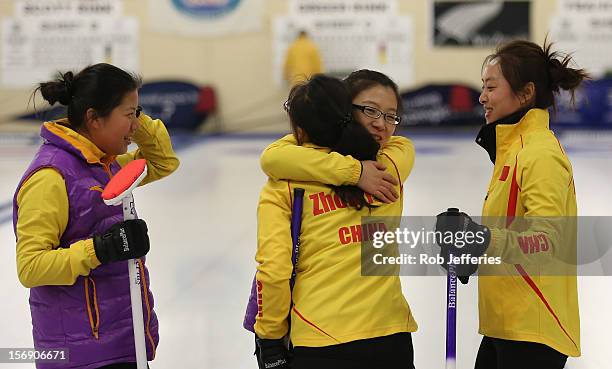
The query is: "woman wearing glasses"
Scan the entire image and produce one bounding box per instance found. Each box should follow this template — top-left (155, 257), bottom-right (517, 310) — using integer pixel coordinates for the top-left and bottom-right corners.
top-left (262, 69), bottom-right (409, 204)
top-left (254, 71), bottom-right (416, 369)
top-left (13, 63), bottom-right (179, 369)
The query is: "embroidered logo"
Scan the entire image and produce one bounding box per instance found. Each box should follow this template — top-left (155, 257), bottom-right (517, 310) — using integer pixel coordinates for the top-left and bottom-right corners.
top-left (89, 185), bottom-right (104, 193)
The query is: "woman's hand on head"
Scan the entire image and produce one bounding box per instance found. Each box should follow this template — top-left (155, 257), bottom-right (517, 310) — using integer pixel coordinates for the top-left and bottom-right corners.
top-left (358, 160), bottom-right (399, 203)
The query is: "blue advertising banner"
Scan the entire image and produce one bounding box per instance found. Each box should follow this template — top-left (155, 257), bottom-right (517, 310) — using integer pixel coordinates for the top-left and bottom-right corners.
top-left (551, 78), bottom-right (612, 128)
top-left (400, 84), bottom-right (483, 126)
top-left (138, 81), bottom-right (215, 131)
top-left (18, 80), bottom-right (216, 131)
top-left (599, 79), bottom-right (612, 127)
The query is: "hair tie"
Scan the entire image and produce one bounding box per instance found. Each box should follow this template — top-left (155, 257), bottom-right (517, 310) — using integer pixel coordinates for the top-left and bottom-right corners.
top-left (549, 58), bottom-right (562, 68)
top-left (63, 80), bottom-right (72, 94)
top-left (547, 58), bottom-right (562, 90)
top-left (61, 72), bottom-right (74, 104)
top-left (339, 113), bottom-right (352, 128)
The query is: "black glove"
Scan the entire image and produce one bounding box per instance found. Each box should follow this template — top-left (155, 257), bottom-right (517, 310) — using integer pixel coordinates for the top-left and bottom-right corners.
top-left (93, 219), bottom-right (150, 264)
top-left (439, 246), bottom-right (478, 284)
top-left (435, 208), bottom-right (491, 284)
top-left (255, 336), bottom-right (290, 369)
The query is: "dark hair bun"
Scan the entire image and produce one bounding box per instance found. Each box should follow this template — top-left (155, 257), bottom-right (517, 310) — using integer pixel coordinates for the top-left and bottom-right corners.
top-left (39, 71), bottom-right (74, 106)
top-left (547, 55), bottom-right (586, 92)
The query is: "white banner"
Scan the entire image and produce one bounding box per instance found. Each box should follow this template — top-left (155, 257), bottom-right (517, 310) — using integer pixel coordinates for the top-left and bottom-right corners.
top-left (550, 15), bottom-right (612, 78)
top-left (549, 1), bottom-right (612, 77)
top-left (15, 0), bottom-right (122, 18)
top-left (2, 17), bottom-right (139, 88)
top-left (289, 0), bottom-right (397, 16)
top-left (149, 0), bottom-right (262, 37)
top-left (557, 0), bottom-right (612, 14)
top-left (273, 15), bottom-right (413, 87)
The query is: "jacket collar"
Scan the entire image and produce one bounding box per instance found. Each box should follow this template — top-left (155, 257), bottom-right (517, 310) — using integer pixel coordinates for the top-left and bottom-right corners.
top-left (41, 120), bottom-right (116, 165)
top-left (476, 108), bottom-right (550, 164)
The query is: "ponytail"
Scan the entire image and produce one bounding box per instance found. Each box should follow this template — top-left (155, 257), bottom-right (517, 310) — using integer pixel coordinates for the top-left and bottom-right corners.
top-left (37, 71), bottom-right (74, 106)
top-left (544, 41), bottom-right (590, 107)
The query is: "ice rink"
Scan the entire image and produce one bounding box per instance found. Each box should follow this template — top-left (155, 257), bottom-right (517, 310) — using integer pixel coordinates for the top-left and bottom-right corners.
top-left (1, 127), bottom-right (611, 369)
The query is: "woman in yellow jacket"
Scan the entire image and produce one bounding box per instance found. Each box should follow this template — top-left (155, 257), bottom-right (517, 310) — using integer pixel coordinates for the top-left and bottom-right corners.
top-left (254, 73), bottom-right (417, 369)
top-left (435, 40), bottom-right (588, 368)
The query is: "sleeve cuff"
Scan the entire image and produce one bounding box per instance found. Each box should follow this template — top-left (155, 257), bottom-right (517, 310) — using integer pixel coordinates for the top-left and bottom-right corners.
top-left (133, 113), bottom-right (155, 141)
top-left (488, 228), bottom-right (503, 257)
top-left (84, 238), bottom-right (101, 268)
top-left (348, 159), bottom-right (362, 185)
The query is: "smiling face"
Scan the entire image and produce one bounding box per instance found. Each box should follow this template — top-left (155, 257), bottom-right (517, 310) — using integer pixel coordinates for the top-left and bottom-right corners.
top-left (351, 84), bottom-right (397, 145)
top-left (87, 89), bottom-right (140, 155)
top-left (479, 61), bottom-right (523, 124)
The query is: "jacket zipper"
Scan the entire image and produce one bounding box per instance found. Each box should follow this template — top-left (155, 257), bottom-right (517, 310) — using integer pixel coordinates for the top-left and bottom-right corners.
top-left (84, 277), bottom-right (100, 339)
top-left (138, 259), bottom-right (157, 359)
top-left (102, 162), bottom-right (113, 179)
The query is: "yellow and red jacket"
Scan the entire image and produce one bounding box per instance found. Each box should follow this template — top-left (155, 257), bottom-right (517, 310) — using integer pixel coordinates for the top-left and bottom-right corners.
top-left (478, 109), bottom-right (580, 356)
top-left (254, 135), bottom-right (417, 347)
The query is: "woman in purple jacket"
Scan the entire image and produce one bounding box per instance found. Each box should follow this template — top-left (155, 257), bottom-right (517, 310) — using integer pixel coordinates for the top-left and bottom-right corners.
top-left (13, 63), bottom-right (179, 369)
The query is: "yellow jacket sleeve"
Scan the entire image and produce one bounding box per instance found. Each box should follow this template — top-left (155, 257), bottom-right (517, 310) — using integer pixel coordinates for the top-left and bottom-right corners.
top-left (254, 180), bottom-right (293, 339)
top-left (260, 134), bottom-right (415, 185)
top-left (16, 168), bottom-right (101, 288)
top-left (488, 148), bottom-right (573, 266)
top-left (116, 113), bottom-right (180, 185)
top-left (260, 134), bottom-right (362, 185)
top-left (378, 136), bottom-right (415, 183)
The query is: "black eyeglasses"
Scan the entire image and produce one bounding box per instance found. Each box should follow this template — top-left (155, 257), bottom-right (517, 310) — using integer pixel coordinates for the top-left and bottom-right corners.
top-left (135, 106), bottom-right (143, 118)
top-left (352, 104), bottom-right (401, 125)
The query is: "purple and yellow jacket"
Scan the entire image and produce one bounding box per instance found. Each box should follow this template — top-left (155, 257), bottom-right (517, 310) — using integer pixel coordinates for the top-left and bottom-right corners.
top-left (13, 114), bottom-right (179, 368)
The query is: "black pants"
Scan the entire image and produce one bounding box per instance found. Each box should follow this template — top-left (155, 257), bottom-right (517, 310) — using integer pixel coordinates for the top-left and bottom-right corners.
top-left (475, 336), bottom-right (568, 369)
top-left (291, 332), bottom-right (415, 369)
